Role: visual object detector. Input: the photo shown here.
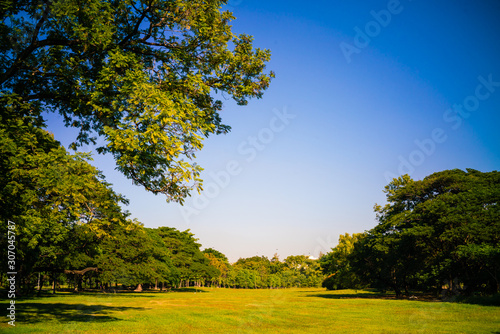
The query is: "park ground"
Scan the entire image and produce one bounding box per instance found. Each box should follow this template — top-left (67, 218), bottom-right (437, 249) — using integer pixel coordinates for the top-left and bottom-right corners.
top-left (1, 288), bottom-right (500, 333)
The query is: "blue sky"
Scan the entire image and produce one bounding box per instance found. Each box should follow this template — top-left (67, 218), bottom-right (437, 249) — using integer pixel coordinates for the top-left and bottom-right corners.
top-left (48, 0), bottom-right (500, 262)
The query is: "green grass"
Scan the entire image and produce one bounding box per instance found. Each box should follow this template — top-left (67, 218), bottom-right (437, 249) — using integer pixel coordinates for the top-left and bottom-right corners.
top-left (2, 288), bottom-right (500, 333)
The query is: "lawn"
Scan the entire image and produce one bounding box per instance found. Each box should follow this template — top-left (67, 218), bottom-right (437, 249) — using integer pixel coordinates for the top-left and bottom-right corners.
top-left (2, 288), bottom-right (499, 333)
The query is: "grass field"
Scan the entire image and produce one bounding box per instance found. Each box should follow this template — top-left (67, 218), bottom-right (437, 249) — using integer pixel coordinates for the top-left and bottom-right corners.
top-left (2, 288), bottom-right (500, 333)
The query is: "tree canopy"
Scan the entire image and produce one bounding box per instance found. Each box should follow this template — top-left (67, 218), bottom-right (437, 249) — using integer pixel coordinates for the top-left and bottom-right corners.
top-left (0, 0), bottom-right (274, 203)
top-left (319, 233), bottom-right (365, 290)
top-left (0, 110), bottom-right (129, 292)
top-left (343, 169), bottom-right (500, 296)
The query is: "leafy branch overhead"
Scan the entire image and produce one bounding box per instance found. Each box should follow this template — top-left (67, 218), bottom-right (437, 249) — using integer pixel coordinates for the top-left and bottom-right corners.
top-left (0, 0), bottom-right (274, 203)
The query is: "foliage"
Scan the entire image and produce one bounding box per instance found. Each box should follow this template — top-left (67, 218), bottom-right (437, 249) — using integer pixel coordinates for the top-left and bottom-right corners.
top-left (227, 254), bottom-right (323, 288)
top-left (202, 248), bottom-right (229, 287)
top-left (155, 226), bottom-right (216, 287)
top-left (351, 169), bottom-right (500, 296)
top-left (95, 223), bottom-right (179, 288)
top-left (0, 110), bottom-right (128, 292)
top-left (319, 233), bottom-right (365, 290)
top-left (233, 255), bottom-right (271, 287)
top-left (0, 0), bottom-right (274, 202)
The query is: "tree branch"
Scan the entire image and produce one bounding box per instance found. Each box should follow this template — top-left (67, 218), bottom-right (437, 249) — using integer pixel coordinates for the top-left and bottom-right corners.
top-left (0, 37), bottom-right (82, 86)
top-left (118, 6), bottom-right (151, 47)
top-left (64, 267), bottom-right (99, 275)
top-left (0, 1), bottom-right (51, 85)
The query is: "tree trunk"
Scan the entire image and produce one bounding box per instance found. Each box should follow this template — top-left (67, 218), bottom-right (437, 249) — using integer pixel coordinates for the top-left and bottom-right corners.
top-left (73, 274), bottom-right (78, 292)
top-left (52, 272), bottom-right (56, 294)
top-left (37, 273), bottom-right (44, 296)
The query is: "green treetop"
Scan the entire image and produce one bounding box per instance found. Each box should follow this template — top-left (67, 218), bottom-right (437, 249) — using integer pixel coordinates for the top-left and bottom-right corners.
top-left (0, 0), bottom-right (274, 203)
top-left (352, 169), bottom-right (500, 296)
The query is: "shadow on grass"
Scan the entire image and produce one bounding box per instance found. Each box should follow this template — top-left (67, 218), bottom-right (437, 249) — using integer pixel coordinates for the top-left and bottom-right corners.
top-left (447, 294), bottom-right (500, 307)
top-left (7, 287), bottom-right (208, 303)
top-left (12, 289), bottom-right (170, 300)
top-left (306, 292), bottom-right (398, 300)
top-left (17, 302), bottom-right (146, 324)
top-left (306, 289), bottom-right (444, 302)
top-left (309, 290), bottom-right (500, 306)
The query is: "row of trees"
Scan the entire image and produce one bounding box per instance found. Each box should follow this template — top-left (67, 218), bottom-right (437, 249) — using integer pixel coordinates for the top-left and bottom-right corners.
top-left (320, 169), bottom-right (500, 297)
top-left (3, 113), bottom-right (497, 296)
top-left (1, 111), bottom-right (497, 296)
top-left (0, 115), bottom-right (322, 292)
top-left (0, 0), bottom-right (277, 294)
top-left (204, 253), bottom-right (323, 289)
top-left (0, 110), bottom-right (201, 292)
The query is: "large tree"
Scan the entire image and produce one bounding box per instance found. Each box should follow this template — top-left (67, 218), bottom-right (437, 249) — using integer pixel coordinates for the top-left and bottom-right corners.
top-left (96, 223), bottom-right (178, 290)
top-left (0, 0), bottom-right (274, 203)
top-left (154, 226), bottom-right (214, 287)
top-left (0, 110), bottom-right (128, 293)
top-left (351, 169), bottom-right (500, 296)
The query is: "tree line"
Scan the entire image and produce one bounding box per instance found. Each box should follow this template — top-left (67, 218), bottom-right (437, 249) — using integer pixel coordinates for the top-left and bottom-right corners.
top-left (1, 1), bottom-right (498, 298)
top-left (1, 115), bottom-right (498, 296)
top-left (320, 169), bottom-right (500, 297)
top-left (0, 0), bottom-right (276, 294)
top-left (0, 115), bottom-right (322, 293)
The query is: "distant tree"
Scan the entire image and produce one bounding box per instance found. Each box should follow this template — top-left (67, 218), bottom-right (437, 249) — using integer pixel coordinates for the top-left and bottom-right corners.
top-left (155, 227), bottom-right (214, 287)
top-left (282, 255), bottom-right (323, 288)
top-left (96, 221), bottom-right (155, 289)
top-left (202, 248), bottom-right (229, 263)
top-left (232, 268), bottom-right (259, 289)
top-left (202, 248), bottom-right (229, 287)
top-left (269, 253), bottom-right (283, 274)
top-left (145, 228), bottom-right (180, 289)
top-left (282, 255), bottom-right (305, 271)
top-left (233, 256), bottom-right (271, 288)
top-left (1, 0), bottom-right (273, 203)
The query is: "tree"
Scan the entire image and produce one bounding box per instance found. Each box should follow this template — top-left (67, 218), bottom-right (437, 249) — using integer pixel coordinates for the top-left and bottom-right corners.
top-left (351, 169), bottom-right (500, 296)
top-left (145, 228), bottom-right (179, 289)
top-left (269, 253), bottom-right (283, 274)
top-left (282, 255), bottom-right (323, 288)
top-left (0, 110), bottom-right (128, 293)
top-left (202, 248), bottom-right (229, 287)
top-left (320, 233), bottom-right (365, 290)
top-left (155, 226), bottom-right (214, 287)
top-left (96, 223), bottom-right (178, 290)
top-left (233, 256), bottom-right (271, 288)
top-left (1, 0), bottom-right (274, 203)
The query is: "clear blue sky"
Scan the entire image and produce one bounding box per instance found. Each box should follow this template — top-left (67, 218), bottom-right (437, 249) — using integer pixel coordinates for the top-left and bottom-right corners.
top-left (47, 0), bottom-right (500, 262)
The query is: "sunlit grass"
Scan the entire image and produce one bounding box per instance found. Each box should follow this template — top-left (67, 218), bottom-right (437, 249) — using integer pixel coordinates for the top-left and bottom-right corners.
top-left (2, 288), bottom-right (499, 333)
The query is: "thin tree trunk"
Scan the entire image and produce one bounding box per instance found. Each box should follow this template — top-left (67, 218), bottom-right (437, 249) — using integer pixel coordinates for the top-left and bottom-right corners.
top-left (37, 273), bottom-right (44, 296)
top-left (52, 272), bottom-right (56, 294)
